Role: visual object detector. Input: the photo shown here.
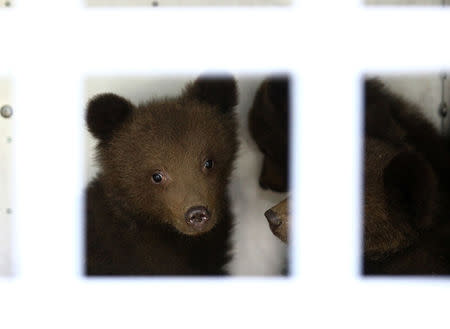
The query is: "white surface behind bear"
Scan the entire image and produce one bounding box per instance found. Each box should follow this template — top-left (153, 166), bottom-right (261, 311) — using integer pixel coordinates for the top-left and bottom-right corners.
top-left (226, 77), bottom-right (287, 275)
top-left (379, 75), bottom-right (447, 133)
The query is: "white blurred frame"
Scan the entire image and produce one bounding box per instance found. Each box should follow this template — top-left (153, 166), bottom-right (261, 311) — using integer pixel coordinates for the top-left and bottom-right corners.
top-left (0, 0), bottom-right (449, 328)
top-left (86, 0), bottom-right (291, 6)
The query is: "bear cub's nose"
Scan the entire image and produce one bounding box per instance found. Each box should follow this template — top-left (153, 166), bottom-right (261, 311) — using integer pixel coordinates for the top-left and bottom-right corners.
top-left (264, 209), bottom-right (282, 228)
top-left (185, 206), bottom-right (210, 226)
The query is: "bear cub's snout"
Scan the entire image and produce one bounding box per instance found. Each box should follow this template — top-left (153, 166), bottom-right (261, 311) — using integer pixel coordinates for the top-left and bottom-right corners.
top-left (185, 206), bottom-right (210, 228)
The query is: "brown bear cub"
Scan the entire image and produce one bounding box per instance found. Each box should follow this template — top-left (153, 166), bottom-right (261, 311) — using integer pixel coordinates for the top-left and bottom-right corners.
top-left (85, 75), bottom-right (239, 275)
top-left (363, 79), bottom-right (450, 275)
top-left (248, 75), bottom-right (290, 243)
top-left (248, 75), bottom-right (289, 193)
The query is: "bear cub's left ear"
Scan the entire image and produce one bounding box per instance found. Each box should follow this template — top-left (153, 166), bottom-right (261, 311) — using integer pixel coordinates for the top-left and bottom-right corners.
top-left (86, 93), bottom-right (134, 142)
top-left (184, 74), bottom-right (238, 113)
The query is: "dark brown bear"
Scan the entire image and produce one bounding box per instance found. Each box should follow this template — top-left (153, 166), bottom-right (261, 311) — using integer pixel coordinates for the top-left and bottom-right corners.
top-left (248, 75), bottom-right (291, 243)
top-left (248, 75), bottom-right (290, 193)
top-left (85, 75), bottom-right (239, 276)
top-left (363, 79), bottom-right (450, 275)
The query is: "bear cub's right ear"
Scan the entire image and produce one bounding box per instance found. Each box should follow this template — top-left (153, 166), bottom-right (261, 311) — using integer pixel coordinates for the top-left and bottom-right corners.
top-left (184, 74), bottom-right (238, 114)
top-left (383, 150), bottom-right (437, 230)
top-left (266, 76), bottom-right (289, 113)
top-left (86, 93), bottom-right (134, 142)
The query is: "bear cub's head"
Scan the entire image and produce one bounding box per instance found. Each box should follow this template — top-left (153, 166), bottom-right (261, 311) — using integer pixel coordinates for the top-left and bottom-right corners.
top-left (87, 75), bottom-right (238, 236)
top-left (248, 76), bottom-right (289, 192)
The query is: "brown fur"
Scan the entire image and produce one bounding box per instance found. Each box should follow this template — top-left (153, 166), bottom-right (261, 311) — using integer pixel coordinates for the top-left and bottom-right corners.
top-left (85, 75), bottom-right (239, 275)
top-left (363, 79), bottom-right (450, 275)
top-left (248, 75), bottom-right (289, 192)
top-left (265, 197), bottom-right (289, 243)
top-left (248, 75), bottom-right (291, 244)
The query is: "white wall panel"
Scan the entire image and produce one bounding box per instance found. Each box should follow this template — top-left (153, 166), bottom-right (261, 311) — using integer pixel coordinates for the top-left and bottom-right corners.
top-left (87, 0), bottom-right (291, 6)
top-left (0, 79), bottom-right (12, 276)
top-left (84, 75), bottom-right (288, 275)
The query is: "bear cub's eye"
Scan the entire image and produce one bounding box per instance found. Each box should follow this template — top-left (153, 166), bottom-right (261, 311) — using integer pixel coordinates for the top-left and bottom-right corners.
top-left (204, 160), bottom-right (214, 170)
top-left (152, 172), bottom-right (164, 184)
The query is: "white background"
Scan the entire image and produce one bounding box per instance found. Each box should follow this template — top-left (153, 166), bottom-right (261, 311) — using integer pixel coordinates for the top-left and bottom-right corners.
top-left (1, 0), bottom-right (450, 328)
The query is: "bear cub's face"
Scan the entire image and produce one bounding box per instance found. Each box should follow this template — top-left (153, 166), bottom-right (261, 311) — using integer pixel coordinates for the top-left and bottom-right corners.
top-left (87, 76), bottom-right (238, 236)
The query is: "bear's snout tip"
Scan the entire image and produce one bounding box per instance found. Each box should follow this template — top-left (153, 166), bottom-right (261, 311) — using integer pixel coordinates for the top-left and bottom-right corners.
top-left (185, 206), bottom-right (210, 227)
top-left (265, 209), bottom-right (282, 228)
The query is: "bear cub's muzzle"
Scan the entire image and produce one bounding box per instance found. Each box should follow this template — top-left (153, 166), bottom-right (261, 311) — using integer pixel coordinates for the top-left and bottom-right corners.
top-left (185, 206), bottom-right (210, 228)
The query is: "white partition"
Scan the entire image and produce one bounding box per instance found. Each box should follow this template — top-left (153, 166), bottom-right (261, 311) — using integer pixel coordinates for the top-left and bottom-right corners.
top-left (0, 79), bottom-right (12, 276)
top-left (87, 0), bottom-right (291, 6)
